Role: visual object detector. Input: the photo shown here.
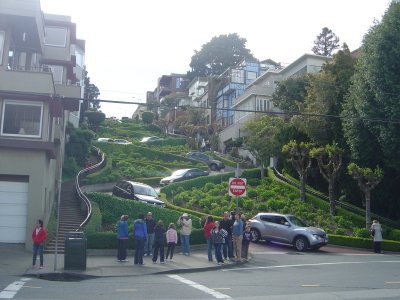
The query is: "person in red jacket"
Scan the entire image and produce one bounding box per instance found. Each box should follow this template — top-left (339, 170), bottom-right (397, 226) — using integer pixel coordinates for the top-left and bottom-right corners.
top-left (203, 216), bottom-right (215, 262)
top-left (32, 219), bottom-right (46, 269)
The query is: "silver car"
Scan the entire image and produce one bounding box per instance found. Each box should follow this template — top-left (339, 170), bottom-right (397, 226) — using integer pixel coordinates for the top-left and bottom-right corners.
top-left (248, 213), bottom-right (328, 251)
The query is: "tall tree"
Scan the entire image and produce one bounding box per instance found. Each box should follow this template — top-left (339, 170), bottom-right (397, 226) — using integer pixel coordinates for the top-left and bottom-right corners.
top-left (294, 44), bottom-right (355, 147)
top-left (188, 33), bottom-right (256, 79)
top-left (312, 27), bottom-right (340, 56)
top-left (348, 163), bottom-right (383, 228)
top-left (244, 116), bottom-right (286, 177)
top-left (282, 140), bottom-right (314, 201)
top-left (342, 1), bottom-right (400, 170)
top-left (310, 143), bottom-right (343, 216)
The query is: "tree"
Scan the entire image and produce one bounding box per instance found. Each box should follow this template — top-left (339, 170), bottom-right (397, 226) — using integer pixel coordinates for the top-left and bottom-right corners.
top-left (294, 44), bottom-right (355, 147)
top-left (272, 75), bottom-right (310, 112)
top-left (312, 27), bottom-right (340, 56)
top-left (85, 110), bottom-right (105, 132)
top-left (348, 163), bottom-right (383, 228)
top-left (342, 1), bottom-right (400, 170)
top-left (282, 140), bottom-right (314, 201)
top-left (188, 33), bottom-right (256, 79)
top-left (83, 75), bottom-right (100, 108)
top-left (310, 143), bottom-right (343, 216)
top-left (244, 116), bottom-right (286, 177)
top-left (141, 111), bottom-right (154, 124)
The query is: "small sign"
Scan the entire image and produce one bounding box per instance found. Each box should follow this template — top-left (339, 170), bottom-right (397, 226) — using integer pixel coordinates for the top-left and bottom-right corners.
top-left (229, 177), bottom-right (247, 197)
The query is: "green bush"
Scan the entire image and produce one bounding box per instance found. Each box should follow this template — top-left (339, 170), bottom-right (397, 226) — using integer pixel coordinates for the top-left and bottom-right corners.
top-left (85, 201), bottom-right (102, 233)
top-left (87, 192), bottom-right (202, 229)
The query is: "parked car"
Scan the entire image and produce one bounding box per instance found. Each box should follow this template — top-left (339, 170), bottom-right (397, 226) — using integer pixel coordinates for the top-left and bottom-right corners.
top-left (248, 212), bottom-right (328, 251)
top-left (97, 137), bottom-right (114, 142)
top-left (112, 181), bottom-right (165, 207)
top-left (186, 152), bottom-right (225, 171)
top-left (140, 136), bottom-right (164, 143)
top-left (160, 168), bottom-right (209, 185)
top-left (113, 139), bottom-right (132, 145)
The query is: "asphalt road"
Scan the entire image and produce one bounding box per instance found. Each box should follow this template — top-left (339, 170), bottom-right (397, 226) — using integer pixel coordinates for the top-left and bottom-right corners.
top-left (4, 243), bottom-right (400, 299)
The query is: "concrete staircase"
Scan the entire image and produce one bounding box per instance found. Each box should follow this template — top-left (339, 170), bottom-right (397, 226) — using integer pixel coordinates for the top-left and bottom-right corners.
top-left (44, 180), bottom-right (85, 254)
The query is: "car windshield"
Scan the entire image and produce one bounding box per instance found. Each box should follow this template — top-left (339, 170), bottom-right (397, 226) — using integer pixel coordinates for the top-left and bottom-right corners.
top-left (287, 216), bottom-right (308, 227)
top-left (134, 185), bottom-right (158, 197)
top-left (171, 169), bottom-right (188, 176)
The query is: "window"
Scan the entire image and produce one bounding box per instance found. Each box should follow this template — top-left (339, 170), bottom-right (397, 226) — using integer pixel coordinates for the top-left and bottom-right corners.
top-left (45, 65), bottom-right (64, 84)
top-left (231, 69), bottom-right (244, 83)
top-left (44, 27), bottom-right (67, 47)
top-left (0, 31), bottom-right (5, 65)
top-left (247, 71), bottom-right (257, 80)
top-left (75, 49), bottom-right (84, 67)
top-left (1, 100), bottom-right (43, 137)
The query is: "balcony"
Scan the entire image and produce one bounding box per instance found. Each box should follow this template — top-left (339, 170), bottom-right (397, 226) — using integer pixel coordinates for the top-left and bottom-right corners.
top-left (0, 68), bottom-right (55, 94)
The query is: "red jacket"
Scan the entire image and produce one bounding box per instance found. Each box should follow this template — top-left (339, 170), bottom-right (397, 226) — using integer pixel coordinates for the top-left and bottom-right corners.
top-left (32, 227), bottom-right (47, 244)
top-left (204, 222), bottom-right (215, 238)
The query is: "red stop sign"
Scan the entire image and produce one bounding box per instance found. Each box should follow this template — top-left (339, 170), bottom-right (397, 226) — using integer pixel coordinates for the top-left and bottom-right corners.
top-left (229, 177), bottom-right (247, 197)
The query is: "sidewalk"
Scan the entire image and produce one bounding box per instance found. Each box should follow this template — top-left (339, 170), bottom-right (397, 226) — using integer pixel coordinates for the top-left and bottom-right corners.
top-left (0, 244), bottom-right (245, 280)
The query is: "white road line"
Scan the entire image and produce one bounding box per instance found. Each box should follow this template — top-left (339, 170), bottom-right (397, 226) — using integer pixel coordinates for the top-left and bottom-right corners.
top-left (222, 260), bottom-right (400, 271)
top-left (168, 274), bottom-right (231, 299)
top-left (0, 278), bottom-right (31, 299)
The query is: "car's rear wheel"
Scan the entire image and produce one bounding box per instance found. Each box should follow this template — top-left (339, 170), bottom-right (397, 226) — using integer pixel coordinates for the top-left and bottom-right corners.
top-left (293, 236), bottom-right (309, 251)
top-left (250, 228), bottom-right (261, 243)
top-left (209, 164), bottom-right (218, 171)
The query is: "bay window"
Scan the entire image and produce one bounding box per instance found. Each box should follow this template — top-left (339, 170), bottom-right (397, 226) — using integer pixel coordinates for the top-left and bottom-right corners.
top-left (1, 100), bottom-right (43, 137)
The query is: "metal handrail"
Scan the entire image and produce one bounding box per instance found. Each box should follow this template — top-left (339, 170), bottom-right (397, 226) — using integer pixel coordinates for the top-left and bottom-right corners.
top-left (76, 146), bottom-right (106, 231)
top-left (272, 167), bottom-right (400, 228)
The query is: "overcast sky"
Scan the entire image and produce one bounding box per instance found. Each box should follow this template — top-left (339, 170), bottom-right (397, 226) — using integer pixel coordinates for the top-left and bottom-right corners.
top-left (40, 0), bottom-right (391, 119)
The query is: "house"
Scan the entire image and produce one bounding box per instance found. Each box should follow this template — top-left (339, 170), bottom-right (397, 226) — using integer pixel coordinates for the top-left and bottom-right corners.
top-left (0, 0), bottom-right (84, 249)
top-left (215, 59), bottom-right (281, 131)
top-left (218, 53), bottom-right (331, 151)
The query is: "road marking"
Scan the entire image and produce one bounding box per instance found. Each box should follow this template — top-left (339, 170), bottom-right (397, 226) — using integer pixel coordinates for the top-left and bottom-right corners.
top-left (301, 284), bottom-right (320, 287)
top-left (22, 286), bottom-right (42, 289)
top-left (0, 278), bottom-right (31, 299)
top-left (168, 275), bottom-right (231, 299)
top-left (222, 260), bottom-right (400, 271)
top-left (116, 289), bottom-right (137, 292)
top-left (386, 281), bottom-right (400, 284)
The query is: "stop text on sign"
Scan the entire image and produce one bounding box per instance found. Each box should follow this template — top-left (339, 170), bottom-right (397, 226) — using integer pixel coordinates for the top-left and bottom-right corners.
top-left (229, 177), bottom-right (247, 197)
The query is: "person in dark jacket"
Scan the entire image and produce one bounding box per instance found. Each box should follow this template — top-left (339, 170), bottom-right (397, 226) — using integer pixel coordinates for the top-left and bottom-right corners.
top-left (32, 219), bottom-right (46, 269)
top-left (133, 213), bottom-right (147, 265)
top-left (144, 212), bottom-right (156, 256)
top-left (152, 220), bottom-right (166, 263)
top-left (117, 215), bottom-right (129, 262)
top-left (219, 211), bottom-right (234, 260)
top-left (242, 225), bottom-right (252, 261)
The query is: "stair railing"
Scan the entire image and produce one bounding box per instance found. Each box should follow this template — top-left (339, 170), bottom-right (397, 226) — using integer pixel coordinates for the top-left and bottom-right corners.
top-left (75, 146), bottom-right (106, 231)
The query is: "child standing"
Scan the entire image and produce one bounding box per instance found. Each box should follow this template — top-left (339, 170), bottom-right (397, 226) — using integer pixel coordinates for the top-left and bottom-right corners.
top-left (165, 223), bottom-right (178, 261)
top-left (152, 220), bottom-right (166, 263)
top-left (242, 225), bottom-right (251, 261)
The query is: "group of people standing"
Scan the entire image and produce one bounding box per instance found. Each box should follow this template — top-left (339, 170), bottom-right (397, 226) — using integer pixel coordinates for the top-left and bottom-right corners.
top-left (116, 212), bottom-right (192, 265)
top-left (204, 211), bottom-right (251, 265)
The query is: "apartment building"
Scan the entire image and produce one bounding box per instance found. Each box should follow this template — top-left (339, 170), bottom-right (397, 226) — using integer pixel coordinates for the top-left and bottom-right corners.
top-left (218, 53), bottom-right (331, 151)
top-left (0, 0), bottom-right (84, 249)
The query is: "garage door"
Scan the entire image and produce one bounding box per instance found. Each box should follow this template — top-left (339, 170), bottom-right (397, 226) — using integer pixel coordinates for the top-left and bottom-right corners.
top-left (0, 181), bottom-right (28, 243)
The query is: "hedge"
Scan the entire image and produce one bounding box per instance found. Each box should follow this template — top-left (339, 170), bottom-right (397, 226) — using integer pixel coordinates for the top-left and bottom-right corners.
top-left (86, 228), bottom-right (205, 249)
top-left (86, 192), bottom-right (202, 229)
top-left (328, 234), bottom-right (400, 252)
top-left (161, 168), bottom-right (261, 198)
top-left (267, 168), bottom-right (366, 228)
